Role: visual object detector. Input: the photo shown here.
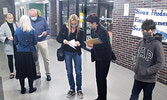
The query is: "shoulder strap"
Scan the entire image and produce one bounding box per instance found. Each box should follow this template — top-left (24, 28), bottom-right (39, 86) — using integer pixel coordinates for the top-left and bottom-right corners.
top-left (14, 22), bottom-right (18, 28)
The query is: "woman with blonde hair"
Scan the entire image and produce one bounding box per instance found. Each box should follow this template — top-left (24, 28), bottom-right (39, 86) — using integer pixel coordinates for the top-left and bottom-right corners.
top-left (0, 13), bottom-right (18, 79)
top-left (57, 14), bottom-right (85, 99)
top-left (14, 15), bottom-right (37, 94)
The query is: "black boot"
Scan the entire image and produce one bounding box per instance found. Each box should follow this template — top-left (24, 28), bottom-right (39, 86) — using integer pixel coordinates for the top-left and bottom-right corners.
top-left (21, 88), bottom-right (26, 94)
top-left (29, 87), bottom-right (37, 93)
top-left (28, 78), bottom-right (37, 93)
top-left (19, 79), bottom-right (26, 94)
top-left (46, 75), bottom-right (51, 81)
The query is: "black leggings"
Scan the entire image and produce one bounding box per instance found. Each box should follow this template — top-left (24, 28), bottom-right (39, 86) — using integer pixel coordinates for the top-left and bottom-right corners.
top-left (7, 51), bottom-right (17, 73)
top-left (19, 78), bottom-right (34, 89)
top-left (7, 55), bottom-right (14, 73)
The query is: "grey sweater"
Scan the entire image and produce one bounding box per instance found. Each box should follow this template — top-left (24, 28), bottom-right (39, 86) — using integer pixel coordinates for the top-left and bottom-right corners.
top-left (134, 34), bottom-right (165, 83)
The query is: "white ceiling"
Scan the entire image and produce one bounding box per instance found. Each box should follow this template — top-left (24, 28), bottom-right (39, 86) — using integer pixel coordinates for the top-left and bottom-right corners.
top-left (15, 0), bottom-right (48, 6)
top-left (15, 0), bottom-right (114, 6)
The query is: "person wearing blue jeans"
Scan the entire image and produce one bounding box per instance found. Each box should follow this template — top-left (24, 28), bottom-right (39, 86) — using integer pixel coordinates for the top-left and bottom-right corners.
top-left (129, 19), bottom-right (165, 100)
top-left (57, 14), bottom-right (85, 99)
top-left (130, 80), bottom-right (155, 100)
top-left (65, 51), bottom-right (82, 91)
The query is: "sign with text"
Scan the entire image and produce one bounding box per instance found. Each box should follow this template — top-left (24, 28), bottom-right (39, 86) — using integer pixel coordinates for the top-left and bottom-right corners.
top-left (3, 8), bottom-right (8, 15)
top-left (132, 8), bottom-right (167, 42)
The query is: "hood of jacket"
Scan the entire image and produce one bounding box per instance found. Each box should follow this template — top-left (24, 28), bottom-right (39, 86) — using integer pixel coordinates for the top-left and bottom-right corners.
top-left (143, 33), bottom-right (162, 43)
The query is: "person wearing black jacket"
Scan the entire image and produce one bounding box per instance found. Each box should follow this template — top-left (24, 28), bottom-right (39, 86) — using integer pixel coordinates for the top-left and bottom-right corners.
top-left (57, 14), bottom-right (85, 99)
top-left (86, 13), bottom-right (112, 100)
top-left (129, 19), bottom-right (165, 100)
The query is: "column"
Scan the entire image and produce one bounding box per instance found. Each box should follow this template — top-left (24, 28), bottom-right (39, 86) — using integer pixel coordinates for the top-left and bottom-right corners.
top-left (84, 0), bottom-right (87, 41)
top-left (76, 0), bottom-right (79, 16)
top-left (49, 0), bottom-right (57, 36)
top-left (97, 0), bottom-right (101, 17)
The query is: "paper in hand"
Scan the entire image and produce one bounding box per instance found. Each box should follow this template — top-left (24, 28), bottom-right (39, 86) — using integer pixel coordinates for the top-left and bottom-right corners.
top-left (68, 39), bottom-right (77, 49)
top-left (38, 34), bottom-right (43, 38)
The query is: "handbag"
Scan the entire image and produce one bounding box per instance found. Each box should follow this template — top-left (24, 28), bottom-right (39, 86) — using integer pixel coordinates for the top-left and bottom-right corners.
top-left (57, 44), bottom-right (64, 61)
top-left (111, 48), bottom-right (116, 60)
top-left (91, 49), bottom-right (96, 62)
top-left (26, 44), bottom-right (37, 62)
top-left (32, 51), bottom-right (37, 62)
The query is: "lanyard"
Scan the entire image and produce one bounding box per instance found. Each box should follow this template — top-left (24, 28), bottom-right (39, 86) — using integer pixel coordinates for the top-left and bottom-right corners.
top-left (93, 31), bottom-right (96, 38)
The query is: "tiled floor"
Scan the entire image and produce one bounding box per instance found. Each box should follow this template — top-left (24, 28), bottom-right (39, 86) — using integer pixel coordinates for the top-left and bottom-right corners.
top-left (0, 40), bottom-right (167, 100)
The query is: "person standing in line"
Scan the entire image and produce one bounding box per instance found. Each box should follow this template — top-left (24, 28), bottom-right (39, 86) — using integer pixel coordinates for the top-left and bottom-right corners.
top-left (86, 13), bottom-right (112, 100)
top-left (14, 15), bottom-right (37, 94)
top-left (0, 13), bottom-right (18, 79)
top-left (29, 9), bottom-right (51, 81)
top-left (129, 19), bottom-right (165, 100)
top-left (57, 14), bottom-right (85, 99)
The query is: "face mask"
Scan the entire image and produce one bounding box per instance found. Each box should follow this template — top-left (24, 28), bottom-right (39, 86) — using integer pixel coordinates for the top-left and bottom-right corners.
top-left (31, 17), bottom-right (37, 21)
top-left (88, 24), bottom-right (94, 29)
top-left (7, 19), bottom-right (13, 23)
top-left (143, 32), bottom-right (152, 39)
top-left (71, 23), bottom-right (78, 28)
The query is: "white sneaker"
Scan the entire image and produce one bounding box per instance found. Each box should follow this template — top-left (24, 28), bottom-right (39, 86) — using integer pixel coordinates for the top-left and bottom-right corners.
top-left (66, 89), bottom-right (75, 98)
top-left (77, 90), bottom-right (83, 99)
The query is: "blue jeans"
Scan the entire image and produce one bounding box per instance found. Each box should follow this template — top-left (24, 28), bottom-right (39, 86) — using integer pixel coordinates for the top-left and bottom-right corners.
top-left (130, 80), bottom-right (155, 100)
top-left (64, 51), bottom-right (82, 91)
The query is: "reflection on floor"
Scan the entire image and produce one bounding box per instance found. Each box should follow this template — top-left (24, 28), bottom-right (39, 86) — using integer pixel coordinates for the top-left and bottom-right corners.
top-left (0, 40), bottom-right (167, 100)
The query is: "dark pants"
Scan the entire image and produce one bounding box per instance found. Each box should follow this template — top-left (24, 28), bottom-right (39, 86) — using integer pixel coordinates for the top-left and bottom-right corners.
top-left (130, 80), bottom-right (155, 100)
top-left (95, 60), bottom-right (110, 100)
top-left (7, 51), bottom-right (17, 73)
top-left (7, 55), bottom-right (14, 73)
top-left (19, 78), bottom-right (33, 90)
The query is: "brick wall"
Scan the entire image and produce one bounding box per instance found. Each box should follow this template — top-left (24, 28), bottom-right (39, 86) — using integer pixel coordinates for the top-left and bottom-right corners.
top-left (112, 0), bottom-right (167, 85)
top-left (0, 0), bottom-right (15, 25)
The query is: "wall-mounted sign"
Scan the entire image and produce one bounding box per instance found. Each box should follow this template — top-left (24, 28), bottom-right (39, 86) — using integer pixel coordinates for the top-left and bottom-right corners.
top-left (3, 8), bottom-right (8, 15)
top-left (124, 3), bottom-right (129, 16)
top-left (132, 8), bottom-right (167, 42)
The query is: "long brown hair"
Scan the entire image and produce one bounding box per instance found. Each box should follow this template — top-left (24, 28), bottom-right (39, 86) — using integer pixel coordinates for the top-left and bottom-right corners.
top-left (66, 14), bottom-right (81, 38)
